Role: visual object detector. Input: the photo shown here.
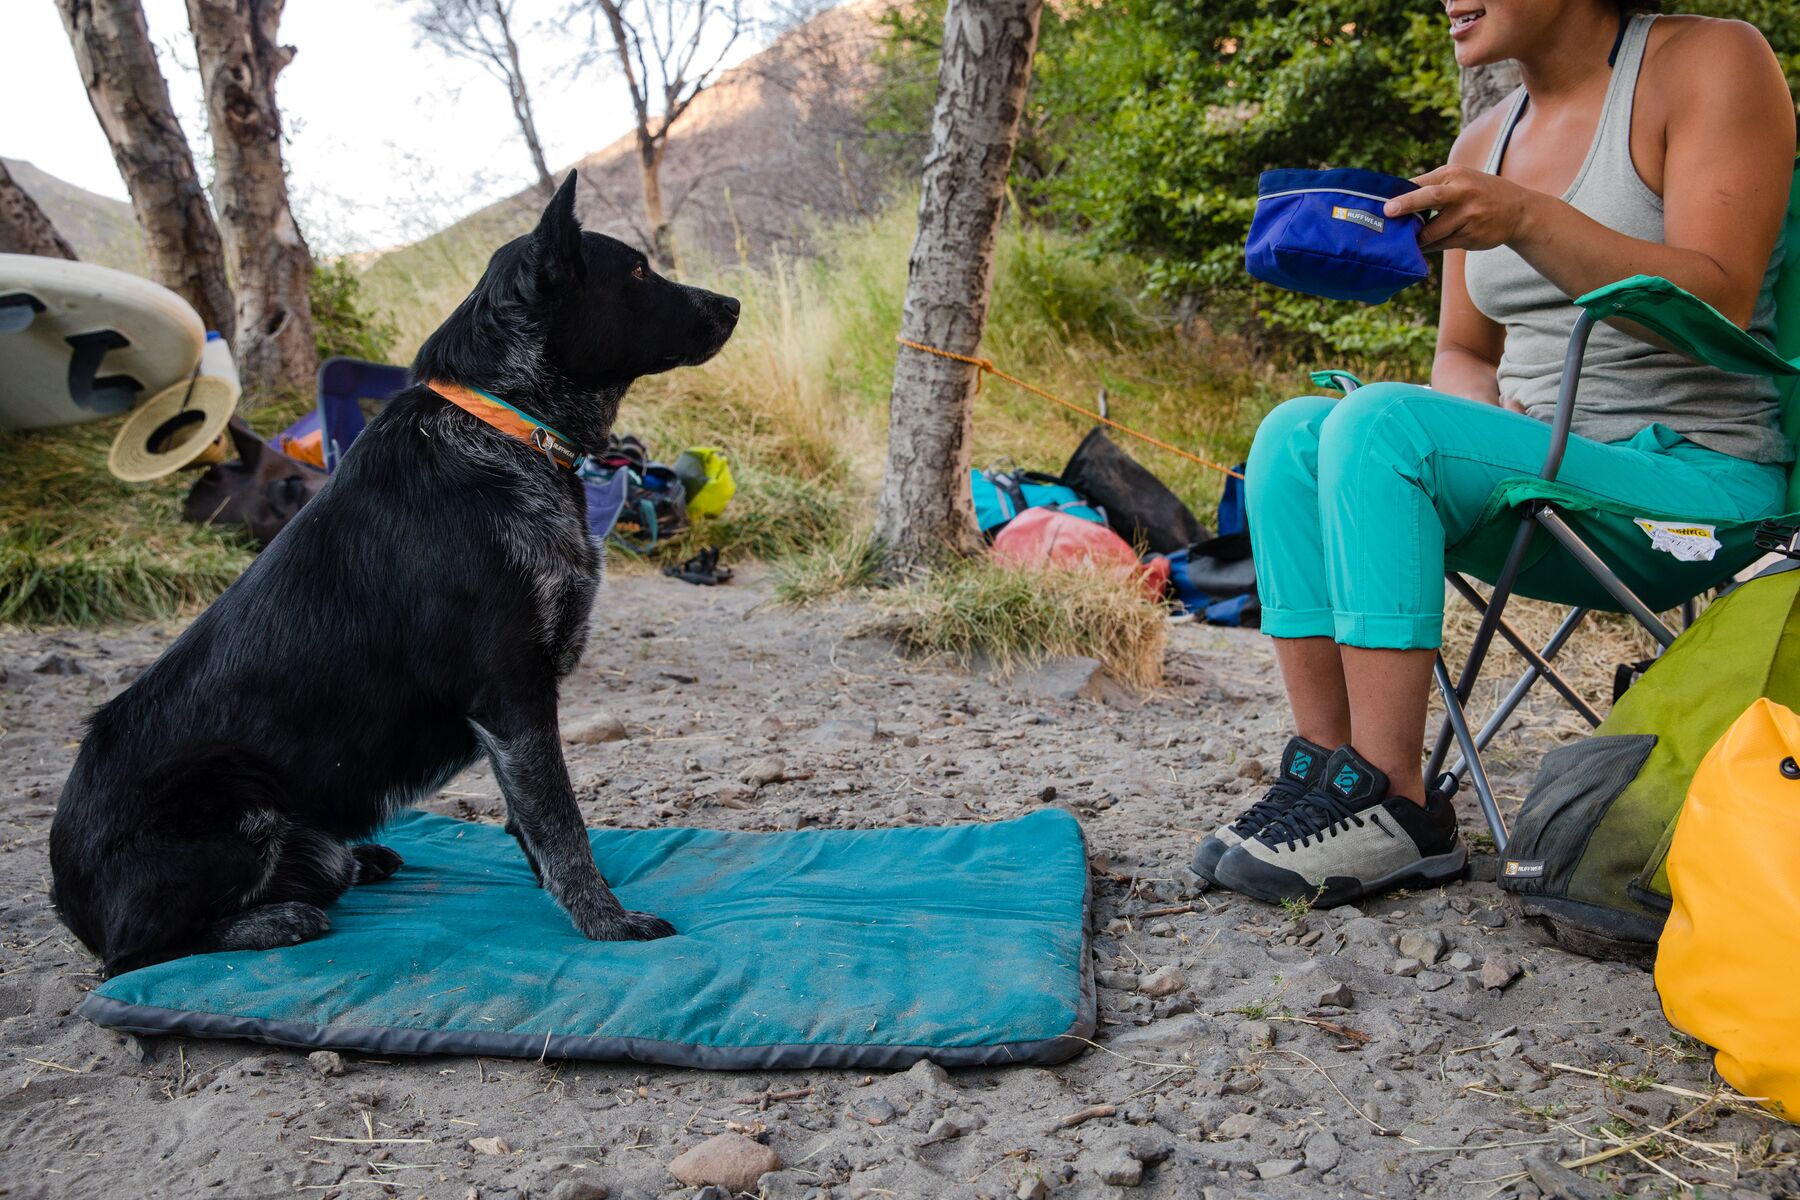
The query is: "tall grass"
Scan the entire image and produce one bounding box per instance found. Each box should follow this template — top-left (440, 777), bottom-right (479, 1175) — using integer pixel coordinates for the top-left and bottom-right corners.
top-left (6, 196), bottom-right (1320, 628)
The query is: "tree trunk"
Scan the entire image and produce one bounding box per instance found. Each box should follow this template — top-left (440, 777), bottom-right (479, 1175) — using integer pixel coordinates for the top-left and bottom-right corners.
top-left (873, 0), bottom-right (1044, 577)
top-left (1460, 59), bottom-right (1522, 126)
top-left (187, 0), bottom-right (317, 400)
top-left (0, 163), bottom-right (79, 259)
top-left (637, 136), bottom-right (673, 270)
top-left (54, 0), bottom-right (236, 338)
top-left (495, 3), bottom-right (554, 199)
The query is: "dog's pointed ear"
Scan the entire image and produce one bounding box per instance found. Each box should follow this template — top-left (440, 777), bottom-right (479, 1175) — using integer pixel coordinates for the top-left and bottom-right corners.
top-left (530, 171), bottom-right (584, 278)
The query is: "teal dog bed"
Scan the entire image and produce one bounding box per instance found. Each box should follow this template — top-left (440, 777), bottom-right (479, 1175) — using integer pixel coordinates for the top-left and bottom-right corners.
top-left (79, 809), bottom-right (1093, 1068)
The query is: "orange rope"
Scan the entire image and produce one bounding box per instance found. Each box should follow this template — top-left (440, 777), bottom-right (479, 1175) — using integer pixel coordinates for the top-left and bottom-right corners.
top-left (895, 337), bottom-right (1245, 481)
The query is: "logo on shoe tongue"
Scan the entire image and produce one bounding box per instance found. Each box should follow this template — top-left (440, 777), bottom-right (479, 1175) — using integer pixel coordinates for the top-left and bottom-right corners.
top-left (1333, 765), bottom-right (1362, 793)
top-left (1288, 751), bottom-right (1315, 779)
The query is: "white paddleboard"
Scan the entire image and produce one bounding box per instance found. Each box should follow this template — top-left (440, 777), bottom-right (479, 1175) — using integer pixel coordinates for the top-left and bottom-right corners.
top-left (0, 253), bottom-right (206, 432)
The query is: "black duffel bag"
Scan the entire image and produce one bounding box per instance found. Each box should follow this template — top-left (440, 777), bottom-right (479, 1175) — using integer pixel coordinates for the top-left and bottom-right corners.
top-left (1060, 426), bottom-right (1206, 554)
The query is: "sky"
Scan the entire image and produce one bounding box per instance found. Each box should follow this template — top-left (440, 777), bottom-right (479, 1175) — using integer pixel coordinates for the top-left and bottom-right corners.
top-left (2, 0), bottom-right (772, 255)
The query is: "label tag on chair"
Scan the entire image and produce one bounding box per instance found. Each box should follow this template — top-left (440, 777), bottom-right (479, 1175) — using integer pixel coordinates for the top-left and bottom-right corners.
top-left (1502, 859), bottom-right (1546, 879)
top-left (1634, 519), bottom-right (1721, 563)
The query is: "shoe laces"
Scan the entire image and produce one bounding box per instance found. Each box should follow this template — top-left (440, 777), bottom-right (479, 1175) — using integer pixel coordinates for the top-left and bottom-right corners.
top-left (1257, 790), bottom-right (1367, 850)
top-left (1228, 773), bottom-right (1312, 837)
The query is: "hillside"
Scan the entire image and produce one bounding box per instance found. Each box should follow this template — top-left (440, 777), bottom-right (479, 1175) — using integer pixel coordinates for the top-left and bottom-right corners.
top-left (2, 156), bottom-right (148, 274)
top-left (362, 0), bottom-right (899, 352)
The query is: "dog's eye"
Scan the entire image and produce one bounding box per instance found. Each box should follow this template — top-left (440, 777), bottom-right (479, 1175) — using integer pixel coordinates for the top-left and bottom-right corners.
top-left (631, 264), bottom-right (648, 281)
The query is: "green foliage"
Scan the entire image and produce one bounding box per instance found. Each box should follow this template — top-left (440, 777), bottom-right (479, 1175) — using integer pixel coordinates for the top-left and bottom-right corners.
top-left (310, 257), bottom-right (401, 364)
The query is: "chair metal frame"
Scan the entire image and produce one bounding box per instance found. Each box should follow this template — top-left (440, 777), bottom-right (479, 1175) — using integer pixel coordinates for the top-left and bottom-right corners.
top-left (1340, 309), bottom-right (1716, 852)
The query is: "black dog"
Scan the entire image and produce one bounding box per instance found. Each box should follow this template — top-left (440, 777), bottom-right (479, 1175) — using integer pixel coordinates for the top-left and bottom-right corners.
top-left (50, 173), bottom-right (738, 976)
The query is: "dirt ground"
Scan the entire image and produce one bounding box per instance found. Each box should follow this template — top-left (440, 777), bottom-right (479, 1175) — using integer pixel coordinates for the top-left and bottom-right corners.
top-left (1, 569), bottom-right (1794, 1200)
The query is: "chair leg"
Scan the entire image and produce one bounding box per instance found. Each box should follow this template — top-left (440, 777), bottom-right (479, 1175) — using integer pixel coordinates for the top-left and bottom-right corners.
top-left (1443, 577), bottom-right (1601, 726)
top-left (1533, 508), bottom-right (1678, 648)
top-left (1445, 605), bottom-right (1597, 786)
top-left (1434, 656), bottom-right (1509, 851)
top-left (1427, 516), bottom-right (1540, 780)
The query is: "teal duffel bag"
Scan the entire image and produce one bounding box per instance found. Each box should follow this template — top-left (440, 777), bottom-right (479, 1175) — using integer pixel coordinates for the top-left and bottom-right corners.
top-left (970, 466), bottom-right (1106, 537)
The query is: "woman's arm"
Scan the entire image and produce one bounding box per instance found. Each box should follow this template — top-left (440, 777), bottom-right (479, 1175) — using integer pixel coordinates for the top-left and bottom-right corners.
top-left (1389, 20), bottom-right (1794, 329)
top-left (1428, 118), bottom-right (1507, 404)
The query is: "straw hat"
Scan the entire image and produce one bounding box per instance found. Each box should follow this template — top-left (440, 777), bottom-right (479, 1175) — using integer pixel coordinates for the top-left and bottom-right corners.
top-left (107, 374), bottom-right (240, 482)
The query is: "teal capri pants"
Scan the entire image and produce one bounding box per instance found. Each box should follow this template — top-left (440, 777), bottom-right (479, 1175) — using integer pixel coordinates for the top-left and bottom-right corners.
top-left (1246, 382), bottom-right (1787, 650)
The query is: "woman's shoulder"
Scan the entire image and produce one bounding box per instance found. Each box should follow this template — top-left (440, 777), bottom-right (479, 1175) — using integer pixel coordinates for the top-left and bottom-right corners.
top-left (1643, 14), bottom-right (1782, 83)
top-left (1448, 90), bottom-right (1521, 171)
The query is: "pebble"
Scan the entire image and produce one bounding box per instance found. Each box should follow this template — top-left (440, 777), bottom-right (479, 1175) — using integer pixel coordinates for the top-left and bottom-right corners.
top-left (904, 1058), bottom-right (956, 1095)
top-left (1416, 971), bottom-right (1454, 992)
top-left (1315, 982), bottom-right (1353, 1009)
top-left (307, 1050), bottom-right (345, 1077)
top-left (1446, 951), bottom-right (1475, 972)
top-left (548, 1180), bottom-right (609, 1200)
top-left (563, 713), bottom-right (628, 744)
top-left (1137, 964), bottom-right (1185, 997)
top-left (1235, 758), bottom-right (1266, 781)
top-left (32, 653), bottom-right (83, 675)
top-left (1017, 1176), bottom-right (1048, 1200)
top-left (1304, 1131), bottom-right (1342, 1174)
top-left (1239, 1020), bottom-right (1274, 1048)
top-left (1397, 928), bottom-right (1447, 965)
top-left (1392, 957), bottom-right (1424, 977)
top-left (1215, 1114), bottom-right (1261, 1140)
top-left (1094, 1149), bottom-right (1143, 1187)
top-left (1097, 970), bottom-right (1139, 991)
top-left (850, 1097), bottom-right (896, 1125)
top-left (668, 1133), bottom-right (782, 1193)
top-left (1475, 906), bottom-right (1507, 928)
top-left (741, 756), bottom-right (789, 787)
top-left (1481, 955), bottom-right (1523, 991)
top-left (468, 1136), bottom-right (510, 1155)
top-left (1255, 1160), bottom-right (1303, 1180)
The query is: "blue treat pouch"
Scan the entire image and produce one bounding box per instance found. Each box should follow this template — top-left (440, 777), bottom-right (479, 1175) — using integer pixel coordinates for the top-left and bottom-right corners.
top-left (1245, 168), bottom-right (1429, 304)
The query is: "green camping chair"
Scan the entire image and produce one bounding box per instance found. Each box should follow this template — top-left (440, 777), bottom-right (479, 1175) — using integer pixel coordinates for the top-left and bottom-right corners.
top-left (1322, 161), bottom-right (1800, 852)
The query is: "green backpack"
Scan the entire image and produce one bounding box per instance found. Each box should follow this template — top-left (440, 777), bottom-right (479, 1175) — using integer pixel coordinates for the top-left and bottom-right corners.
top-left (1498, 562), bottom-right (1800, 961)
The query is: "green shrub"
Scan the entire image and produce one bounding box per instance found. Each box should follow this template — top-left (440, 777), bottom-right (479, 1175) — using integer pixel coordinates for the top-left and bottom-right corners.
top-left (310, 257), bottom-right (401, 364)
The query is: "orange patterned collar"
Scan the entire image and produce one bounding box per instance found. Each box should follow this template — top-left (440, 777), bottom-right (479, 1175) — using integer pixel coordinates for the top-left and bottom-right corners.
top-left (426, 380), bottom-right (585, 471)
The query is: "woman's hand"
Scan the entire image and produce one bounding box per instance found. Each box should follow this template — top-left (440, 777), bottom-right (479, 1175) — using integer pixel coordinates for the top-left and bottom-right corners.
top-left (1383, 165), bottom-right (1541, 254)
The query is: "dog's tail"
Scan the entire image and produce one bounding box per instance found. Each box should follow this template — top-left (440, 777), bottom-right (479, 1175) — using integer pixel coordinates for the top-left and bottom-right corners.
top-left (51, 744), bottom-right (292, 976)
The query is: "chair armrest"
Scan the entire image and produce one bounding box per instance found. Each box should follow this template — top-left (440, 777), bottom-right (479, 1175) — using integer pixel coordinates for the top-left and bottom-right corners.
top-left (1574, 274), bottom-right (1800, 380)
top-left (1309, 369), bottom-right (1364, 394)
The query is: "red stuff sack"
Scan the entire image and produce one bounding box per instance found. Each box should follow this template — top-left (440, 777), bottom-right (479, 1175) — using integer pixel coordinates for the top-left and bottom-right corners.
top-left (991, 507), bottom-right (1170, 601)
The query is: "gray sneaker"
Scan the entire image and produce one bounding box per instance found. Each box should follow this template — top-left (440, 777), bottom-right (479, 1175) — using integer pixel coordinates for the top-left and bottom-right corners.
top-left (1191, 736), bottom-right (1328, 885)
top-left (1212, 745), bottom-right (1465, 907)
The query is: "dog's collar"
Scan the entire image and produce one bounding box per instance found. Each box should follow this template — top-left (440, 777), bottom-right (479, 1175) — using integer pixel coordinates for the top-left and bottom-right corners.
top-left (425, 380), bottom-right (585, 471)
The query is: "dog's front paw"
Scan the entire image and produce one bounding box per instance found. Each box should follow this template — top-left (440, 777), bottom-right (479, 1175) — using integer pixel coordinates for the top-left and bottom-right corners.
top-left (351, 843), bottom-right (404, 884)
top-left (580, 908), bottom-right (677, 941)
top-left (253, 901), bottom-right (332, 946)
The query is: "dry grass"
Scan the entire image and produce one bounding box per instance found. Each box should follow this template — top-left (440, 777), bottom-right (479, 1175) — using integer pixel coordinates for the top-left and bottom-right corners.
top-left (855, 557), bottom-right (1168, 690)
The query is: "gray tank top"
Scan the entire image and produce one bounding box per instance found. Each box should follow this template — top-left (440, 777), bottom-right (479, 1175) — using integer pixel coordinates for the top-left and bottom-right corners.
top-left (1463, 13), bottom-right (1789, 464)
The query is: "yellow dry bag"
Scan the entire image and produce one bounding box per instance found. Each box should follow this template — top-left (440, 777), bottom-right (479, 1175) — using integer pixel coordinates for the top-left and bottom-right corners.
top-left (1656, 697), bottom-right (1800, 1122)
top-left (673, 447), bottom-right (736, 519)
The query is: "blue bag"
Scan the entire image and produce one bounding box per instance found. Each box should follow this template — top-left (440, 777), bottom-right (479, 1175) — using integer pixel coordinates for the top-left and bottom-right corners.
top-left (969, 467), bottom-right (1106, 537)
top-left (1245, 168), bottom-right (1429, 305)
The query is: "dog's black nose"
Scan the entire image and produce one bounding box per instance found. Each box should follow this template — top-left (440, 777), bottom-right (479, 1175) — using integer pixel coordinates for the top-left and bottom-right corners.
top-left (720, 295), bottom-right (741, 319)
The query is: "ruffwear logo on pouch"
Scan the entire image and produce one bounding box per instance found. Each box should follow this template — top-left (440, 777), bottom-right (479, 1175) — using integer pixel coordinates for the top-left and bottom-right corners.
top-left (1503, 859), bottom-right (1546, 879)
top-left (1332, 206), bottom-right (1386, 233)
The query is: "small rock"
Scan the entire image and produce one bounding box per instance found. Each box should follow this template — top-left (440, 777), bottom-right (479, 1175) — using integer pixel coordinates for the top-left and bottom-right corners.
top-left (925, 1116), bottom-right (967, 1141)
top-left (1492, 1035), bottom-right (1523, 1059)
top-left (1446, 951), bottom-right (1475, 972)
top-left (1416, 972), bottom-right (1454, 992)
top-left (468, 1136), bottom-right (510, 1155)
top-left (1315, 982), bottom-right (1353, 1009)
top-left (1475, 906), bottom-right (1507, 928)
top-left (1392, 957), bottom-right (1423, 977)
top-left (850, 1096), bottom-right (896, 1125)
top-left (1124, 1133), bottom-right (1174, 1165)
top-left (1524, 1152), bottom-right (1611, 1200)
top-left (1016, 1176), bottom-right (1048, 1200)
top-left (548, 1180), bottom-right (609, 1200)
top-left (1256, 1160), bottom-right (1303, 1180)
top-left (1137, 964), bottom-right (1185, 998)
top-left (668, 1133), bottom-right (782, 1193)
top-left (1214, 1114), bottom-right (1260, 1140)
top-left (1304, 1131), bottom-right (1341, 1174)
top-left (563, 714), bottom-right (628, 744)
top-left (1396, 928), bottom-right (1447, 965)
top-left (741, 756), bottom-right (789, 788)
top-left (693, 1189), bottom-right (731, 1200)
top-left (903, 1058), bottom-right (956, 1095)
top-left (1481, 955), bottom-right (1523, 991)
top-left (1094, 1149), bottom-right (1143, 1187)
top-left (307, 1051), bottom-right (345, 1077)
top-left (32, 654), bottom-right (84, 676)
top-left (1235, 759), bottom-right (1266, 782)
top-left (1239, 1020), bottom-right (1274, 1048)
top-left (1096, 970), bottom-right (1139, 991)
